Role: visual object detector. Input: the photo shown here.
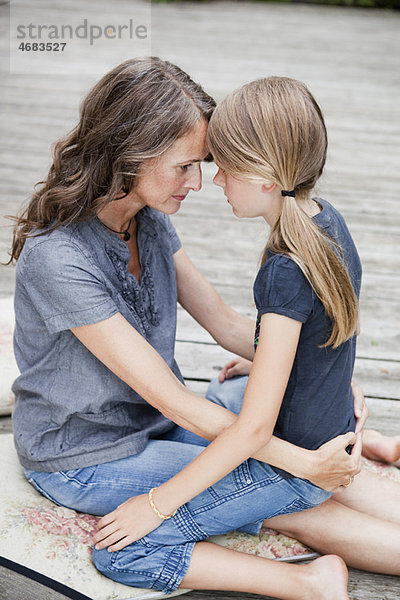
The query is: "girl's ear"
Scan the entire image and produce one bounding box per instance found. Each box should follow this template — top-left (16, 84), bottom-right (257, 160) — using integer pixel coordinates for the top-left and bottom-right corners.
top-left (261, 182), bottom-right (277, 193)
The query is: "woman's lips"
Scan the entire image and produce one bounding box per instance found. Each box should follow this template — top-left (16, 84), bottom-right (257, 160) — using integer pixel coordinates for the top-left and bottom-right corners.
top-left (172, 195), bottom-right (186, 201)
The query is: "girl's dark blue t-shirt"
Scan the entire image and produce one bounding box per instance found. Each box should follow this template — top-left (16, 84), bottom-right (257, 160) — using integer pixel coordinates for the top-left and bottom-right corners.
top-left (253, 198), bottom-right (361, 451)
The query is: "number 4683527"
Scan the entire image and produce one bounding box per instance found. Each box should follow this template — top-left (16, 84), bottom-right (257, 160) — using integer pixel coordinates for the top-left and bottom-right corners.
top-left (18, 42), bottom-right (66, 51)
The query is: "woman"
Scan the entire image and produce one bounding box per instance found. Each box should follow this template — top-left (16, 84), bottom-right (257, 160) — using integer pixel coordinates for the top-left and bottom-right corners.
top-left (10, 58), bottom-right (400, 596)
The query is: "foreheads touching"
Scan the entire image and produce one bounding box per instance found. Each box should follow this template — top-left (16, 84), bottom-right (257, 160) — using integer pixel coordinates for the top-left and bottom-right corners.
top-left (76, 57), bottom-right (216, 203)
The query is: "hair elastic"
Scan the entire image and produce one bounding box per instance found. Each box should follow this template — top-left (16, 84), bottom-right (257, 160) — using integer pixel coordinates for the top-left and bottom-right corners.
top-left (281, 190), bottom-right (296, 198)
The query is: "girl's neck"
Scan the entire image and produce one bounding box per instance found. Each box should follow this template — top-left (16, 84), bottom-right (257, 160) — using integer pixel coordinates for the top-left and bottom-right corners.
top-left (299, 197), bottom-right (322, 219)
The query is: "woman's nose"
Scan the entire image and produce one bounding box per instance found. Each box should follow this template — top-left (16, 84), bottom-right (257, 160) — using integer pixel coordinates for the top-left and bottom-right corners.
top-left (187, 164), bottom-right (202, 192)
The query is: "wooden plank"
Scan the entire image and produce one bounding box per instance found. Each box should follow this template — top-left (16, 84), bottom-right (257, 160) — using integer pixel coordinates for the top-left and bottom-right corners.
top-left (184, 567), bottom-right (400, 600)
top-left (174, 225), bottom-right (400, 268)
top-left (177, 295), bottom-right (400, 362)
top-left (0, 565), bottom-right (80, 600)
top-left (366, 397), bottom-right (400, 437)
top-left (0, 415), bottom-right (12, 434)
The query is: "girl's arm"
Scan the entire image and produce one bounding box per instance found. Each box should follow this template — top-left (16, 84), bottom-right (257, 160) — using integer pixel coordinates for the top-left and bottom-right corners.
top-left (148, 312), bottom-right (302, 510)
top-left (94, 312), bottom-right (360, 551)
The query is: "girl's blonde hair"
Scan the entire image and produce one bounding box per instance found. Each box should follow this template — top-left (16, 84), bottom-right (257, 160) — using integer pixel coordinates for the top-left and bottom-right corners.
top-left (207, 76), bottom-right (358, 348)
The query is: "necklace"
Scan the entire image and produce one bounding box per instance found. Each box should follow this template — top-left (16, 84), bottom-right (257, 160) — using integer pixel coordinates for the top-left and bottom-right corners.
top-left (104, 219), bottom-right (132, 241)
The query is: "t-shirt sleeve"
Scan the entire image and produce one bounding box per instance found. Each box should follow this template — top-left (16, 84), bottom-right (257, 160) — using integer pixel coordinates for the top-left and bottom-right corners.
top-left (254, 255), bottom-right (314, 323)
top-left (21, 239), bottom-right (119, 334)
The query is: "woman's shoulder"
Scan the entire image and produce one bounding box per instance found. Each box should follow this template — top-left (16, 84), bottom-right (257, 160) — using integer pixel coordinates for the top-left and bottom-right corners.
top-left (18, 223), bottom-right (89, 271)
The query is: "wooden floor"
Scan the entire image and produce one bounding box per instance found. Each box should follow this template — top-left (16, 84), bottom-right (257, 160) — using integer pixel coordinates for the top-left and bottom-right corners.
top-left (0, 0), bottom-right (399, 598)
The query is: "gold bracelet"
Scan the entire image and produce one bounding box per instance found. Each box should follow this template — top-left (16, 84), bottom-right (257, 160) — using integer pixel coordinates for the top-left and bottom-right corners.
top-left (148, 487), bottom-right (177, 520)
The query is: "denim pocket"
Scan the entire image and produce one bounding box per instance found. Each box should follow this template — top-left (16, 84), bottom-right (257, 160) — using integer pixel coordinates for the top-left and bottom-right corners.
top-left (59, 464), bottom-right (99, 486)
top-left (208, 460), bottom-right (254, 500)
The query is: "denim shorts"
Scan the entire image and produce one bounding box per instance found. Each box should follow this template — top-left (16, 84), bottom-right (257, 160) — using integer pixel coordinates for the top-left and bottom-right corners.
top-left (24, 376), bottom-right (331, 594)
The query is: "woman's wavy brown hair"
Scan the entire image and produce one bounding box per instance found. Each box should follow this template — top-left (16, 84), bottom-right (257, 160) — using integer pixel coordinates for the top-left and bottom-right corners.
top-left (9, 57), bottom-right (215, 262)
top-left (208, 77), bottom-right (358, 349)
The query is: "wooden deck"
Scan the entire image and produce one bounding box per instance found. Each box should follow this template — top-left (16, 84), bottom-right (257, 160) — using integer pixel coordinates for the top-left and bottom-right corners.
top-left (0, 0), bottom-right (399, 598)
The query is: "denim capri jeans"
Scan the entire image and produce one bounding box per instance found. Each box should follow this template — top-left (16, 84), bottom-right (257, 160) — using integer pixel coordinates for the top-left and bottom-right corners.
top-left (24, 376), bottom-right (331, 594)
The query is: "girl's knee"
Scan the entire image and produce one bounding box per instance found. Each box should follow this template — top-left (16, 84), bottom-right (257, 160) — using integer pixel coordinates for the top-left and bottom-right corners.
top-left (206, 375), bottom-right (247, 414)
top-left (205, 376), bottom-right (224, 403)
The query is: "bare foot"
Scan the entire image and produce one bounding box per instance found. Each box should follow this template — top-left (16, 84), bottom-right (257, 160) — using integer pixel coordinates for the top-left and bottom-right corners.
top-left (304, 555), bottom-right (349, 600)
top-left (362, 429), bottom-right (400, 465)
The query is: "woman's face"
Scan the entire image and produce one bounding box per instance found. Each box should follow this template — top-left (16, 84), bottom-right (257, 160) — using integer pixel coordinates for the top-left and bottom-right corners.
top-left (132, 120), bottom-right (209, 215)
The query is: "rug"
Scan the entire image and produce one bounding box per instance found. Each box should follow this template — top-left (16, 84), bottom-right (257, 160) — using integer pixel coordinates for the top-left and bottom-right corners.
top-left (0, 435), bottom-right (326, 600)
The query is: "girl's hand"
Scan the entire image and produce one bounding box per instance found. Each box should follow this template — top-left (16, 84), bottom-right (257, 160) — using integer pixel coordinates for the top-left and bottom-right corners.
top-left (218, 356), bottom-right (253, 382)
top-left (93, 494), bottom-right (163, 552)
top-left (351, 380), bottom-right (369, 434)
top-left (310, 431), bottom-right (362, 492)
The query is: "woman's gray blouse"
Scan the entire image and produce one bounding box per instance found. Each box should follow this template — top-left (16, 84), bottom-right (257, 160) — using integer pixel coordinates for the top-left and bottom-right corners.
top-left (12, 207), bottom-right (182, 472)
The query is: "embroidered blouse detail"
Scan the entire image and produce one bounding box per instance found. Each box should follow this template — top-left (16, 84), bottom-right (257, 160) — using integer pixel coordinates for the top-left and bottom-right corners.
top-left (105, 244), bottom-right (159, 336)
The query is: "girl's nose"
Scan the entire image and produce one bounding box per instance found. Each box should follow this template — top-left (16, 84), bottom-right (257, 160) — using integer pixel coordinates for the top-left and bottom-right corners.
top-left (213, 167), bottom-right (224, 188)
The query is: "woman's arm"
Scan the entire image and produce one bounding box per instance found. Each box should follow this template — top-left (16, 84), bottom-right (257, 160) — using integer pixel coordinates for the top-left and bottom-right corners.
top-left (72, 311), bottom-right (359, 491)
top-left (174, 247), bottom-right (255, 360)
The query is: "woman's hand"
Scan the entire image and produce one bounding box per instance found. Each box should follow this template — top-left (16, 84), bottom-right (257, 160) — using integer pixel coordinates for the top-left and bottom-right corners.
top-left (351, 380), bottom-right (369, 434)
top-left (93, 494), bottom-right (163, 552)
top-left (308, 431), bottom-right (362, 492)
top-left (218, 356), bottom-right (253, 382)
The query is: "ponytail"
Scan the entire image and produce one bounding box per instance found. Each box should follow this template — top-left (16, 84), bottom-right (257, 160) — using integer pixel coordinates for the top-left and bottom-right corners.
top-left (208, 76), bottom-right (359, 349)
top-left (264, 196), bottom-right (358, 348)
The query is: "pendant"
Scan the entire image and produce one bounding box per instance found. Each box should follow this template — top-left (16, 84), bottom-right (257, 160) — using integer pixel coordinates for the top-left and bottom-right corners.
top-left (124, 231), bottom-right (131, 242)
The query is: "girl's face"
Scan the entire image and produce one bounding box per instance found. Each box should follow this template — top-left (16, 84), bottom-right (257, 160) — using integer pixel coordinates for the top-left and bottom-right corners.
top-left (213, 166), bottom-right (281, 225)
top-left (132, 120), bottom-right (208, 215)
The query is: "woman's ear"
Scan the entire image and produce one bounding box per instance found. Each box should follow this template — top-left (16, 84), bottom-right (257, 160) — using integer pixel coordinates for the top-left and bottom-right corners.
top-left (261, 182), bottom-right (277, 193)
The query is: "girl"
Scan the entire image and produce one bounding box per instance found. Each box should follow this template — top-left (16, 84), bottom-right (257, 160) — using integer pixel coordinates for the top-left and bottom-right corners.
top-left (92, 76), bottom-right (368, 599)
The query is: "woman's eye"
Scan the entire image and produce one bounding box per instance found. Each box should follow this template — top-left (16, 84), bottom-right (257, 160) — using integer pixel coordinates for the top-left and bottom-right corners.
top-left (180, 164), bottom-right (192, 172)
